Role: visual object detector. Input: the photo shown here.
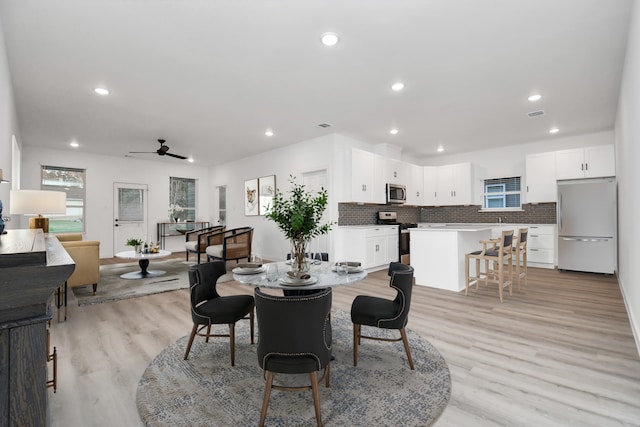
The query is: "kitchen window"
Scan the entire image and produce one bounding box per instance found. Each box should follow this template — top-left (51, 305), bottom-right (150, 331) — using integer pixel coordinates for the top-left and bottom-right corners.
top-left (169, 177), bottom-right (196, 221)
top-left (41, 165), bottom-right (86, 233)
top-left (482, 177), bottom-right (521, 210)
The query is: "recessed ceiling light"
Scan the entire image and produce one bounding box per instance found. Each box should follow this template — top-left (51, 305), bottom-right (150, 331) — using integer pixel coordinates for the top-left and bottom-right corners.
top-left (69, 141), bottom-right (79, 148)
top-left (188, 157), bottom-right (194, 163)
top-left (528, 94), bottom-right (542, 102)
top-left (549, 127), bottom-right (560, 134)
top-left (391, 82), bottom-right (405, 91)
top-left (320, 32), bottom-right (339, 46)
top-left (265, 130), bottom-right (274, 137)
top-left (437, 146), bottom-right (444, 152)
top-left (94, 87), bottom-right (110, 95)
top-left (390, 129), bottom-right (399, 135)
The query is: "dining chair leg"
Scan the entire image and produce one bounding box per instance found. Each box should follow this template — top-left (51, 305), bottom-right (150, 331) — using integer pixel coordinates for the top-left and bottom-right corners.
top-left (249, 309), bottom-right (255, 344)
top-left (508, 256), bottom-right (513, 296)
top-left (353, 323), bottom-right (360, 367)
top-left (184, 324), bottom-right (198, 360)
top-left (310, 371), bottom-right (323, 427)
top-left (399, 328), bottom-right (415, 370)
top-left (229, 323), bottom-right (236, 366)
top-left (205, 325), bottom-right (211, 343)
top-left (497, 260), bottom-right (504, 303)
top-left (259, 371), bottom-right (274, 427)
top-left (325, 363), bottom-right (331, 387)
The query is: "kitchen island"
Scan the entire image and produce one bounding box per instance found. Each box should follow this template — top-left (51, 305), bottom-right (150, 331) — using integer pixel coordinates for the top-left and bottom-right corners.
top-left (410, 225), bottom-right (492, 292)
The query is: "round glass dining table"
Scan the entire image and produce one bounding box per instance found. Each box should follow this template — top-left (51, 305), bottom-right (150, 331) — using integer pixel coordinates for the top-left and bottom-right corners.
top-left (232, 261), bottom-right (367, 290)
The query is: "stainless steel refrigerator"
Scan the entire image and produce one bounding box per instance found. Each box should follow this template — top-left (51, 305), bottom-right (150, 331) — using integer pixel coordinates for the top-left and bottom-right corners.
top-left (557, 177), bottom-right (617, 274)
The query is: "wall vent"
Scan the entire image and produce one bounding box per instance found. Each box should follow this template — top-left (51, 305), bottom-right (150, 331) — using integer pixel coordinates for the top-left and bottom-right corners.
top-left (527, 110), bottom-right (546, 118)
top-left (317, 123), bottom-right (332, 128)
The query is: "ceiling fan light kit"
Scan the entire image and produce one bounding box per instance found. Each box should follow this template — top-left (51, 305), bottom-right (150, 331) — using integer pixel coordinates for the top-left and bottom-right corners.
top-left (128, 139), bottom-right (187, 160)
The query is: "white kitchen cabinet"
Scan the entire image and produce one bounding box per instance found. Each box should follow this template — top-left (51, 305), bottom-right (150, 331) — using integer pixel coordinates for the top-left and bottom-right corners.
top-left (423, 166), bottom-right (438, 205)
top-left (555, 145), bottom-right (615, 180)
top-left (406, 163), bottom-right (424, 205)
top-left (385, 159), bottom-right (409, 186)
top-left (351, 148), bottom-right (386, 204)
top-left (525, 151), bottom-right (557, 203)
top-left (435, 163), bottom-right (472, 205)
top-left (335, 226), bottom-right (398, 271)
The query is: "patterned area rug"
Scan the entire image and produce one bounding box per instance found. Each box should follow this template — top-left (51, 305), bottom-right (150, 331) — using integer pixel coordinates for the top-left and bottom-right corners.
top-left (137, 310), bottom-right (451, 426)
top-left (72, 259), bottom-right (232, 306)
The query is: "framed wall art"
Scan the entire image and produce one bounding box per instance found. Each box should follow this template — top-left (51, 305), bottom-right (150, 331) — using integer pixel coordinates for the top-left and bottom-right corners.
top-left (244, 178), bottom-right (259, 216)
top-left (258, 175), bottom-right (276, 215)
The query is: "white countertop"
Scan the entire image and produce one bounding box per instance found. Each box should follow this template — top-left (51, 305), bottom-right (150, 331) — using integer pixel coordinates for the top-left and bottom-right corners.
top-left (410, 225), bottom-right (492, 232)
top-left (337, 225), bottom-right (398, 229)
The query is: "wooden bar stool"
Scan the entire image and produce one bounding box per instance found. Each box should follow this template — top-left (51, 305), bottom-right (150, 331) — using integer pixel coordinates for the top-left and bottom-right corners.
top-left (513, 228), bottom-right (528, 289)
top-left (465, 229), bottom-right (514, 303)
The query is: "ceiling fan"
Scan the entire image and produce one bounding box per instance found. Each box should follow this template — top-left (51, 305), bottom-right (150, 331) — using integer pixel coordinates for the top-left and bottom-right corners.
top-left (129, 139), bottom-right (188, 160)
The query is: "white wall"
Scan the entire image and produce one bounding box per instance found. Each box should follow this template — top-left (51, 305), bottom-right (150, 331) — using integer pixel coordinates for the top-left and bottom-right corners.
top-left (19, 147), bottom-right (211, 257)
top-left (615, 1), bottom-right (640, 353)
top-left (0, 19), bottom-right (19, 215)
top-left (210, 134), bottom-right (338, 262)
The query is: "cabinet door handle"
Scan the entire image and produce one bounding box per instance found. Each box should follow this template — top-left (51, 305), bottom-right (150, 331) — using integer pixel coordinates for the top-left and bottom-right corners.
top-left (585, 163), bottom-right (588, 171)
top-left (527, 185), bottom-right (529, 192)
top-left (581, 163), bottom-right (584, 171)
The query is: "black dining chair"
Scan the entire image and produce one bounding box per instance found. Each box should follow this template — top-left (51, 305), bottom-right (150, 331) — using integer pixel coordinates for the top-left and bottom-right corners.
top-left (184, 261), bottom-right (255, 366)
top-left (350, 262), bottom-right (415, 370)
top-left (254, 288), bottom-right (332, 427)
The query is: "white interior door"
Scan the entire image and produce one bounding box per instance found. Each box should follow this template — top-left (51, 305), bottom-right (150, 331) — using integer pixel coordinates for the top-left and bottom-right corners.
top-left (113, 183), bottom-right (148, 255)
top-left (302, 170), bottom-right (329, 257)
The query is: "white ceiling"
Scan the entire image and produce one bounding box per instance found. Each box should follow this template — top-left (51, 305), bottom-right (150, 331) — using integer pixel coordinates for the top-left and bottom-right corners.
top-left (0, 0), bottom-right (633, 166)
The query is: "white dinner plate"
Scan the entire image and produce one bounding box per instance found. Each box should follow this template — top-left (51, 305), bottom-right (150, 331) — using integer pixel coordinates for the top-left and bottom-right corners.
top-left (232, 267), bottom-right (264, 275)
top-left (279, 276), bottom-right (318, 286)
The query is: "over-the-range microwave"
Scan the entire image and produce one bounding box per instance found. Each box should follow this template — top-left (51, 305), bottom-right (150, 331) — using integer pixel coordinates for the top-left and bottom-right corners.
top-left (386, 183), bottom-right (406, 204)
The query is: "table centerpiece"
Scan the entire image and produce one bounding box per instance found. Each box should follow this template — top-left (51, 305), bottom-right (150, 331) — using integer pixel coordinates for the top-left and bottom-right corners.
top-left (265, 176), bottom-right (332, 273)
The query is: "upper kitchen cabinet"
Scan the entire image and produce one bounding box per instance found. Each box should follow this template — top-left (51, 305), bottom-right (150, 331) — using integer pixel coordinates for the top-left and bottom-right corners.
top-left (525, 151), bottom-right (557, 203)
top-left (435, 162), bottom-right (473, 205)
top-left (423, 166), bottom-right (438, 205)
top-left (555, 145), bottom-right (615, 180)
top-left (385, 159), bottom-right (409, 186)
top-left (406, 163), bottom-right (424, 205)
top-left (351, 148), bottom-right (386, 204)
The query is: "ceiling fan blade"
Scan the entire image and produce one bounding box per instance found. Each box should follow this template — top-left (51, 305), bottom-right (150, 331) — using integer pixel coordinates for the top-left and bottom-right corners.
top-left (128, 151), bottom-right (156, 154)
top-left (165, 152), bottom-right (188, 160)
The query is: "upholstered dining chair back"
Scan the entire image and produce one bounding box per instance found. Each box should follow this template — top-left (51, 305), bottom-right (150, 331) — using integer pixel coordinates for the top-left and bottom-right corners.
top-left (255, 288), bottom-right (332, 373)
top-left (184, 261), bottom-right (255, 365)
top-left (254, 288), bottom-right (332, 427)
top-left (381, 262), bottom-right (415, 329)
top-left (351, 262), bottom-right (416, 370)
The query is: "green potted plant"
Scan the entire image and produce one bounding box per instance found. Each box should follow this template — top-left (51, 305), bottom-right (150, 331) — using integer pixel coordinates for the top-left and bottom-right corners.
top-left (126, 237), bottom-right (144, 253)
top-left (265, 176), bottom-right (333, 272)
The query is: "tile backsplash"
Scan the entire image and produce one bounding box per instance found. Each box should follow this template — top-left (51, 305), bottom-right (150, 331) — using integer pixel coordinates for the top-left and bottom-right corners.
top-left (338, 202), bottom-right (556, 225)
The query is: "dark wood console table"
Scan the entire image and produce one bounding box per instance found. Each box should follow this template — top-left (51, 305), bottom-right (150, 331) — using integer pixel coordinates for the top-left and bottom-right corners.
top-left (156, 221), bottom-right (210, 249)
top-left (0, 229), bottom-right (75, 426)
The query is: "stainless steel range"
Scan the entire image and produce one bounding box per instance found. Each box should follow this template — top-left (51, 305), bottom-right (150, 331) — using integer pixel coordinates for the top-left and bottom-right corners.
top-left (376, 211), bottom-right (417, 264)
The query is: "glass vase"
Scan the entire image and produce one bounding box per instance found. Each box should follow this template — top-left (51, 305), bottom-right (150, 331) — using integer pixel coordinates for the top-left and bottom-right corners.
top-left (290, 238), bottom-right (310, 273)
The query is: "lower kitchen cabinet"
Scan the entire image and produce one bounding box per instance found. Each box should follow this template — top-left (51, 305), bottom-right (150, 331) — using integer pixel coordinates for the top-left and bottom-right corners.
top-left (335, 226), bottom-right (399, 271)
top-left (491, 224), bottom-right (556, 269)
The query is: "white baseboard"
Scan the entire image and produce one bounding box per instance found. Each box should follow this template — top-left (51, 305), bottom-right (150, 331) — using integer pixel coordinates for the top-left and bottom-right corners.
top-left (618, 275), bottom-right (640, 358)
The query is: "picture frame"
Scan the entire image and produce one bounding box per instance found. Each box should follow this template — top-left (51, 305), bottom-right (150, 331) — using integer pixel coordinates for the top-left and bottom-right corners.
top-left (258, 175), bottom-right (276, 215)
top-left (244, 178), bottom-right (259, 216)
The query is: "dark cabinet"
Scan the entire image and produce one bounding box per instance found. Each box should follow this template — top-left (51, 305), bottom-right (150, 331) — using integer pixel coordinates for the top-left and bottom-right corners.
top-left (0, 229), bottom-right (74, 426)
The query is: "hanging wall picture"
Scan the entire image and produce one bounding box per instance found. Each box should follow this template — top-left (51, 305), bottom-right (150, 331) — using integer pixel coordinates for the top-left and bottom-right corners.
top-left (244, 178), bottom-right (259, 216)
top-left (258, 175), bottom-right (276, 215)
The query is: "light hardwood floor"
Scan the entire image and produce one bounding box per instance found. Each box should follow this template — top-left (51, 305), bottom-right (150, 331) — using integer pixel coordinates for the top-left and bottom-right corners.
top-left (48, 255), bottom-right (640, 426)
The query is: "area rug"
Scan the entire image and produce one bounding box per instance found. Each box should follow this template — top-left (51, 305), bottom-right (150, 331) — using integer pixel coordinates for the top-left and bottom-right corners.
top-left (136, 310), bottom-right (451, 426)
top-left (72, 259), bottom-right (233, 306)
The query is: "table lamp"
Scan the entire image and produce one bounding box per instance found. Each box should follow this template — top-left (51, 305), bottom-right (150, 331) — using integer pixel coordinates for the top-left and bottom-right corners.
top-left (9, 189), bottom-right (67, 233)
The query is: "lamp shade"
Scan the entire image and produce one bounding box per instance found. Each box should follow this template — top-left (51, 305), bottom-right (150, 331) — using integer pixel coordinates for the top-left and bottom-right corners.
top-left (10, 190), bottom-right (67, 215)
